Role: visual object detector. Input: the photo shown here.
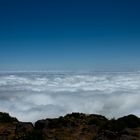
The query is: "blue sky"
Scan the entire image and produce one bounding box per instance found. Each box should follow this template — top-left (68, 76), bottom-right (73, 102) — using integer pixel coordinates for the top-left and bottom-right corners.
top-left (0, 0), bottom-right (140, 71)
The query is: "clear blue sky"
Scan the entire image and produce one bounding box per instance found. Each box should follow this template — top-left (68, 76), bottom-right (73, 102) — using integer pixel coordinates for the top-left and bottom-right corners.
top-left (0, 0), bottom-right (140, 71)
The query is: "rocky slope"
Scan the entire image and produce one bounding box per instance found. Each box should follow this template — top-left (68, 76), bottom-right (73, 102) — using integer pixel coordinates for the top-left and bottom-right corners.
top-left (0, 112), bottom-right (140, 140)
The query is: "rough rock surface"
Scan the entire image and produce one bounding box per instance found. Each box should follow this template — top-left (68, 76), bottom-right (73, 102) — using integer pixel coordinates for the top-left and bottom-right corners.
top-left (0, 112), bottom-right (140, 140)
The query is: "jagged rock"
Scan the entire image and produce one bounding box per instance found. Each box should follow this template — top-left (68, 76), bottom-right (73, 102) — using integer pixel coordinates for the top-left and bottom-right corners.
top-left (16, 122), bottom-right (33, 133)
top-left (35, 119), bottom-right (50, 129)
top-left (96, 130), bottom-right (118, 140)
top-left (0, 112), bottom-right (140, 140)
top-left (0, 112), bottom-right (18, 123)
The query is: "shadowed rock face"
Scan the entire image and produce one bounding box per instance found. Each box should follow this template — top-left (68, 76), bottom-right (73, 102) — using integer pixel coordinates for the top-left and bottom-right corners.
top-left (0, 112), bottom-right (140, 140)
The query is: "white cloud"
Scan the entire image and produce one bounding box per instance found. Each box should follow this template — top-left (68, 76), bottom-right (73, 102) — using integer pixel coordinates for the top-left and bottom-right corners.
top-left (0, 72), bottom-right (140, 122)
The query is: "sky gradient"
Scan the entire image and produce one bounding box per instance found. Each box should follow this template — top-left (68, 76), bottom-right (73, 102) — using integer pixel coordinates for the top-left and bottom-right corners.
top-left (0, 0), bottom-right (140, 71)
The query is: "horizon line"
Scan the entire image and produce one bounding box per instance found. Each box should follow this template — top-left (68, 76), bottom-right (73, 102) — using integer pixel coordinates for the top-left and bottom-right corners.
top-left (0, 70), bottom-right (140, 74)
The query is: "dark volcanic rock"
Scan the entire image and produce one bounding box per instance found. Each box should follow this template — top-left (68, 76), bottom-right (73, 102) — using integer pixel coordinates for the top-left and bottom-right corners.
top-left (16, 122), bottom-right (33, 133)
top-left (0, 112), bottom-right (140, 140)
top-left (0, 112), bottom-right (18, 123)
top-left (14, 122), bottom-right (34, 139)
top-left (35, 119), bottom-right (50, 129)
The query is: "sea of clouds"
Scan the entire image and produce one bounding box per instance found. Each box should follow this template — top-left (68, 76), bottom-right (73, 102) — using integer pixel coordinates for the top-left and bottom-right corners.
top-left (0, 72), bottom-right (140, 122)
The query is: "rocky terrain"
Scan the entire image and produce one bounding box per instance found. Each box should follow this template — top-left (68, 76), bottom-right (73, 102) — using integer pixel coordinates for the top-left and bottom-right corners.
top-left (0, 112), bottom-right (140, 140)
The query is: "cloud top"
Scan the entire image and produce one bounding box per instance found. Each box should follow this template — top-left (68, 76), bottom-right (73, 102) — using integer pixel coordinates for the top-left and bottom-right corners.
top-left (0, 72), bottom-right (140, 122)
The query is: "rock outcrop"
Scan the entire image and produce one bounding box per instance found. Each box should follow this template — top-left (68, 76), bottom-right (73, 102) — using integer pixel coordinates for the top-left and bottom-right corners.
top-left (0, 112), bottom-right (140, 140)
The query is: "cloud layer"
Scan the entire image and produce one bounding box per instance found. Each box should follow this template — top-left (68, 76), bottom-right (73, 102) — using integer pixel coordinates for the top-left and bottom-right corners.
top-left (0, 72), bottom-right (140, 122)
